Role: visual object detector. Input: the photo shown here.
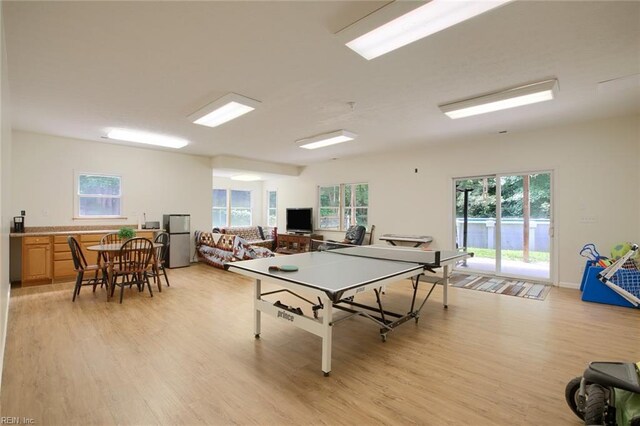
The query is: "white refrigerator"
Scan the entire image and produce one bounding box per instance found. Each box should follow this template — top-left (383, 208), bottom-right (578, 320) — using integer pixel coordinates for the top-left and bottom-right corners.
top-left (163, 214), bottom-right (191, 268)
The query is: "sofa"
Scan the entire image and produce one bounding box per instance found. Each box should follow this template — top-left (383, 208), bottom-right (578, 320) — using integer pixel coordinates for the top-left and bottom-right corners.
top-left (195, 231), bottom-right (274, 270)
top-left (216, 226), bottom-right (277, 250)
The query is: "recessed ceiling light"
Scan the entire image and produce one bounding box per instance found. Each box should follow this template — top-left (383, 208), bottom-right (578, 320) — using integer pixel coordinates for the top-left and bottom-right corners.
top-left (188, 93), bottom-right (261, 128)
top-left (230, 174), bottom-right (261, 181)
top-left (346, 0), bottom-right (512, 60)
top-left (439, 79), bottom-right (558, 119)
top-left (297, 130), bottom-right (357, 150)
top-left (106, 128), bottom-right (188, 149)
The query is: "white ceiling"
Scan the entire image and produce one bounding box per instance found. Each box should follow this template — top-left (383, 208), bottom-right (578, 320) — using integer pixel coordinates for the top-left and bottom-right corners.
top-left (4, 1), bottom-right (640, 168)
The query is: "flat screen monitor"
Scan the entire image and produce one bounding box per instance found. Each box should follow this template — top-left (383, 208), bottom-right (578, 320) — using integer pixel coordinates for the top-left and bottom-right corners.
top-left (286, 208), bottom-right (313, 234)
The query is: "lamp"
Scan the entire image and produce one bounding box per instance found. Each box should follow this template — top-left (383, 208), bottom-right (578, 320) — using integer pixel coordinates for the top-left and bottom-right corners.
top-left (296, 130), bottom-right (357, 150)
top-left (106, 128), bottom-right (188, 149)
top-left (189, 93), bottom-right (261, 128)
top-left (439, 79), bottom-right (559, 119)
top-left (345, 0), bottom-right (512, 60)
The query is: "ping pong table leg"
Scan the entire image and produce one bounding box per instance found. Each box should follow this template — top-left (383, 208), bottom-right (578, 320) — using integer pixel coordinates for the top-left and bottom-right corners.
top-left (442, 265), bottom-right (449, 309)
top-left (321, 298), bottom-right (333, 377)
top-left (254, 279), bottom-right (261, 338)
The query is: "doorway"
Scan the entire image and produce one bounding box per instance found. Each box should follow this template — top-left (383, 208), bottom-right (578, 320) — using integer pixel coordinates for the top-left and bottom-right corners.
top-left (454, 172), bottom-right (552, 281)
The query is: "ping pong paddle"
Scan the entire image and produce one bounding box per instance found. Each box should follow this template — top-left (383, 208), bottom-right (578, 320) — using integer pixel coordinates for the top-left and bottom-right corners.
top-left (269, 265), bottom-right (299, 272)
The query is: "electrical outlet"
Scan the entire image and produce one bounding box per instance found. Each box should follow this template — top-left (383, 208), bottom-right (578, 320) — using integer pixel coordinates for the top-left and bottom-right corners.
top-left (20, 210), bottom-right (25, 216)
top-left (580, 216), bottom-right (597, 223)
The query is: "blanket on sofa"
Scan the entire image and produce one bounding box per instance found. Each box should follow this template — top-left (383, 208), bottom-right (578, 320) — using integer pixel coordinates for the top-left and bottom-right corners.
top-left (195, 231), bottom-right (274, 269)
top-left (216, 226), bottom-right (276, 250)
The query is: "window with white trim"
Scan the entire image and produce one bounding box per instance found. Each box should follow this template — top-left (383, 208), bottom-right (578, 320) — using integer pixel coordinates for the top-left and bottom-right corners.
top-left (212, 189), bottom-right (253, 228)
top-left (318, 183), bottom-right (368, 230)
top-left (75, 172), bottom-right (122, 218)
top-left (266, 190), bottom-right (277, 227)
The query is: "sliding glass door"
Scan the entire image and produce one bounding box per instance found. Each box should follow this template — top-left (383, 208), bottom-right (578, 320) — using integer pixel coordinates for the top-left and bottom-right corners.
top-left (455, 177), bottom-right (497, 273)
top-left (454, 171), bottom-right (552, 281)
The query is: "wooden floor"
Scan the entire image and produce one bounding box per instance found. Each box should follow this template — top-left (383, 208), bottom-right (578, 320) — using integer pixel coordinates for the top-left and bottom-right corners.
top-left (1, 264), bottom-right (639, 425)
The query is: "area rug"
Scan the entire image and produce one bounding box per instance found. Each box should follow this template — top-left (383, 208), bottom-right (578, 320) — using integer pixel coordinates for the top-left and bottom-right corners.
top-left (449, 274), bottom-right (551, 301)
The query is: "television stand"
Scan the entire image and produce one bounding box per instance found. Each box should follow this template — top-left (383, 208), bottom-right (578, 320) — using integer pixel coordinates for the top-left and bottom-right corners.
top-left (276, 233), bottom-right (323, 254)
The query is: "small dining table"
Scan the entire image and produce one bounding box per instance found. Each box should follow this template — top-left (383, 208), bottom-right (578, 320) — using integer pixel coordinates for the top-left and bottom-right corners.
top-left (86, 242), bottom-right (161, 300)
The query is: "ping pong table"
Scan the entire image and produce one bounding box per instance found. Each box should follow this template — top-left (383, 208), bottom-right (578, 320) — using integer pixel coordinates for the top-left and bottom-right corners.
top-left (228, 245), bottom-right (472, 376)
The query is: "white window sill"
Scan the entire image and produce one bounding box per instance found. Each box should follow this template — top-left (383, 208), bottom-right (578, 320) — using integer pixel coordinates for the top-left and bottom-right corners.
top-left (73, 216), bottom-right (128, 220)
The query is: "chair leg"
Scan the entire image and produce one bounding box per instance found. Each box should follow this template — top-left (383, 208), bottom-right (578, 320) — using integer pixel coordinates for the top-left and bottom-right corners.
top-left (145, 273), bottom-right (153, 298)
top-left (119, 282), bottom-right (125, 304)
top-left (72, 272), bottom-right (83, 302)
top-left (161, 266), bottom-right (170, 287)
top-left (154, 266), bottom-right (162, 292)
top-left (137, 273), bottom-right (144, 292)
top-left (76, 271), bottom-right (84, 296)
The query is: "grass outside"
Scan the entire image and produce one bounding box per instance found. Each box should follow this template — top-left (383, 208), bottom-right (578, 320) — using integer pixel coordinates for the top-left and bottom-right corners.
top-left (469, 247), bottom-right (550, 263)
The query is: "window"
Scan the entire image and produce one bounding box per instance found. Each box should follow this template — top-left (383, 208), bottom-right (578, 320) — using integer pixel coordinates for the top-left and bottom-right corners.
top-left (212, 189), bottom-right (228, 228)
top-left (266, 190), bottom-right (277, 227)
top-left (212, 189), bottom-right (253, 228)
top-left (318, 183), bottom-right (368, 230)
top-left (343, 183), bottom-right (369, 229)
top-left (75, 172), bottom-right (122, 218)
top-left (230, 190), bottom-right (252, 226)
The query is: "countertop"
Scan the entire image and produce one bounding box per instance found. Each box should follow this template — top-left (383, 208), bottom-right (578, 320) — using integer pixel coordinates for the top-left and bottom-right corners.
top-left (10, 228), bottom-right (162, 237)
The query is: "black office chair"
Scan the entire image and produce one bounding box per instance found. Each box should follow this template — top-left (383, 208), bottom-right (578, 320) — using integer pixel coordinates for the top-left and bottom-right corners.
top-left (342, 225), bottom-right (367, 245)
top-left (68, 236), bottom-right (106, 302)
top-left (317, 225), bottom-right (367, 251)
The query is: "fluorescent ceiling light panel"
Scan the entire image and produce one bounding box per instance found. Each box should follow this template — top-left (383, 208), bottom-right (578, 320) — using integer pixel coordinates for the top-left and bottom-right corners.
top-left (189, 93), bottom-right (260, 128)
top-left (597, 73), bottom-right (640, 93)
top-left (439, 79), bottom-right (558, 119)
top-left (346, 0), bottom-right (512, 60)
top-left (230, 174), bottom-right (261, 181)
top-left (106, 128), bottom-right (188, 149)
top-left (297, 130), bottom-right (357, 150)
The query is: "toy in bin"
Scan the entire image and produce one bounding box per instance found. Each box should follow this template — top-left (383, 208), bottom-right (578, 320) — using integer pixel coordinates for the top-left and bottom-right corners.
top-left (580, 243), bottom-right (613, 268)
top-left (596, 244), bottom-right (640, 308)
top-left (565, 361), bottom-right (640, 425)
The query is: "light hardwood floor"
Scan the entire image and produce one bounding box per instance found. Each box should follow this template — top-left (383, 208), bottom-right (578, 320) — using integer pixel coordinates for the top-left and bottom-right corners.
top-left (1, 263), bottom-right (638, 425)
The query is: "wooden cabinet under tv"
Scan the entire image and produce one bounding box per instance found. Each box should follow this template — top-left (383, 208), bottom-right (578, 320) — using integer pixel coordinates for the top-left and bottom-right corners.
top-left (276, 234), bottom-right (323, 254)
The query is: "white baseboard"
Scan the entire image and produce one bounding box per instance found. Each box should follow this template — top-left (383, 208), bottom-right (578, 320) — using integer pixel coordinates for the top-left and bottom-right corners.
top-left (558, 281), bottom-right (580, 290)
top-left (0, 284), bottom-right (11, 392)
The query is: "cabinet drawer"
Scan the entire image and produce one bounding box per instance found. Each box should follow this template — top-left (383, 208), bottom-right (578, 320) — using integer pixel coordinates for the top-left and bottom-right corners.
top-left (24, 236), bottom-right (50, 245)
top-left (54, 259), bottom-right (76, 279)
top-left (54, 242), bottom-right (71, 253)
top-left (54, 235), bottom-right (75, 243)
top-left (54, 251), bottom-right (72, 261)
top-left (80, 234), bottom-right (103, 243)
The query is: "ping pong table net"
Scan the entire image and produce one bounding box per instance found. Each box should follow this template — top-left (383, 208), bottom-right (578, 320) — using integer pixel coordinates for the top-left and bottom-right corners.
top-left (311, 239), bottom-right (357, 252)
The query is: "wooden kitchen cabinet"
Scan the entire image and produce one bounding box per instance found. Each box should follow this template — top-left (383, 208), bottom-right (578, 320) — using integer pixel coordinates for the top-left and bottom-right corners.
top-left (22, 236), bottom-right (52, 286)
top-left (17, 230), bottom-right (159, 286)
top-left (53, 235), bottom-right (76, 280)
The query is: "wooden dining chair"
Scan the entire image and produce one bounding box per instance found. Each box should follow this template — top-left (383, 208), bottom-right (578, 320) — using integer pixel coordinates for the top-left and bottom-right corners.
top-left (148, 232), bottom-right (170, 291)
top-left (110, 237), bottom-right (154, 303)
top-left (68, 236), bottom-right (106, 302)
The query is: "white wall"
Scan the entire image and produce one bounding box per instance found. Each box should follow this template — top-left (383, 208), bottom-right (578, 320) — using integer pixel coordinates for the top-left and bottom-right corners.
top-left (11, 131), bottom-right (212, 250)
top-left (266, 115), bottom-right (640, 287)
top-left (0, 3), bottom-right (12, 391)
